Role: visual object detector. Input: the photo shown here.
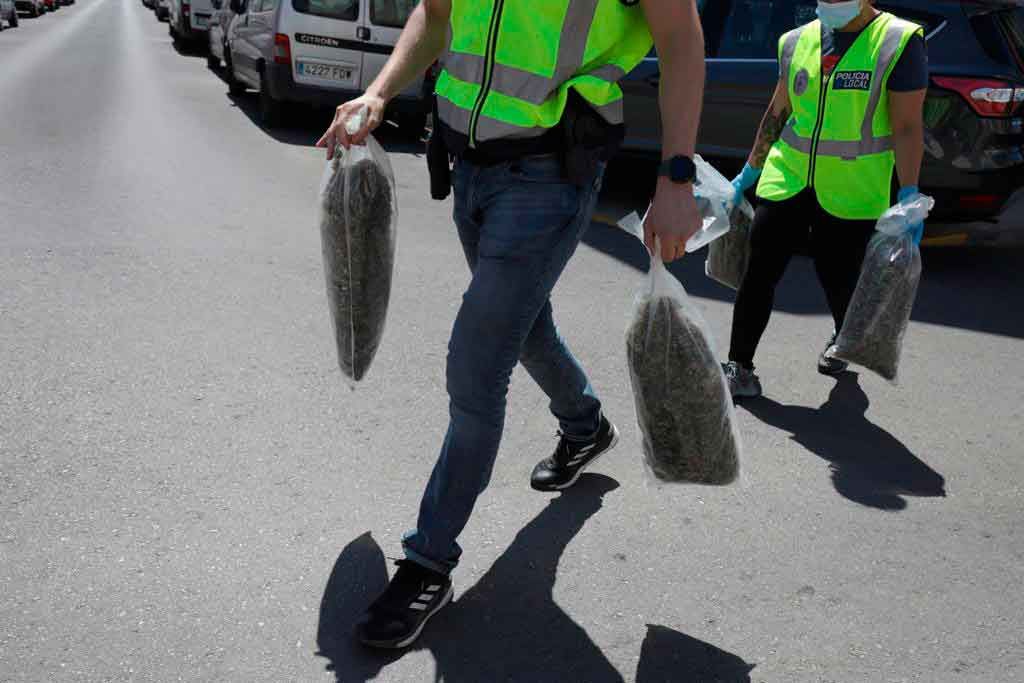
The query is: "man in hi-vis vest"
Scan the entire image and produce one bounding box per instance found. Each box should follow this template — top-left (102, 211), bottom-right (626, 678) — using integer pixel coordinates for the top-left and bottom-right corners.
top-left (723, 0), bottom-right (928, 398)
top-left (317, 1), bottom-right (705, 648)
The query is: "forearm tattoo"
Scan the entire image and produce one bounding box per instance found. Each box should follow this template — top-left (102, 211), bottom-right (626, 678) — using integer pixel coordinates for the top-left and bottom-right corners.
top-left (750, 104), bottom-right (791, 168)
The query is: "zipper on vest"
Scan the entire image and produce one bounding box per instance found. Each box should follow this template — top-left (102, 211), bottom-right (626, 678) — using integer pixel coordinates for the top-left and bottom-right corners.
top-left (807, 19), bottom-right (879, 186)
top-left (467, 0), bottom-right (506, 149)
top-left (807, 70), bottom-right (832, 188)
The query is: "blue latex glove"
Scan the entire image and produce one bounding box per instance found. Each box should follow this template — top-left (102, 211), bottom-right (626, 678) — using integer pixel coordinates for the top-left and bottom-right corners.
top-left (898, 185), bottom-right (924, 246)
top-left (730, 163), bottom-right (762, 209)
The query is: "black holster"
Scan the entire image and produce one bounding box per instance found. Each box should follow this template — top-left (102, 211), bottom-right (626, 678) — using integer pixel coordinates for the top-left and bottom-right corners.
top-left (560, 91), bottom-right (624, 187)
top-left (426, 96), bottom-right (452, 200)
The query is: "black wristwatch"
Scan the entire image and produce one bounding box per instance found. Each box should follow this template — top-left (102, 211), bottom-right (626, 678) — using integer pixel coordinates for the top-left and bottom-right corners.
top-left (657, 155), bottom-right (697, 184)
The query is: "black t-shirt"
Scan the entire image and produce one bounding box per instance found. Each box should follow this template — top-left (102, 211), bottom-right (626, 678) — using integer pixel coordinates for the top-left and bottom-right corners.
top-left (820, 15), bottom-right (929, 92)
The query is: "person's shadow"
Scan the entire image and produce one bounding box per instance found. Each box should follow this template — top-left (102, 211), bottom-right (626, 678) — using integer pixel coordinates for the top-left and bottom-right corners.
top-left (742, 372), bottom-right (947, 510)
top-left (316, 474), bottom-right (755, 682)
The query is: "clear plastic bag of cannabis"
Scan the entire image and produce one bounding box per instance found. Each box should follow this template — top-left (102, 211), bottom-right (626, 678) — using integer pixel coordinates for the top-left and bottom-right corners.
top-left (829, 193), bottom-right (934, 383)
top-left (318, 109), bottom-right (398, 386)
top-left (705, 201), bottom-right (755, 291)
top-left (620, 217), bottom-right (742, 486)
top-left (620, 155), bottom-right (747, 255)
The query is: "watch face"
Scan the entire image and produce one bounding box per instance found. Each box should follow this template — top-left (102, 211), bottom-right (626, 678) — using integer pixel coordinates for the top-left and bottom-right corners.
top-left (670, 156), bottom-right (696, 183)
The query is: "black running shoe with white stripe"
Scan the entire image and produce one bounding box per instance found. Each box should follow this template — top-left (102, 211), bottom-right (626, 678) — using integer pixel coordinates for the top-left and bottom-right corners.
top-left (530, 415), bottom-right (619, 492)
top-left (357, 560), bottom-right (453, 649)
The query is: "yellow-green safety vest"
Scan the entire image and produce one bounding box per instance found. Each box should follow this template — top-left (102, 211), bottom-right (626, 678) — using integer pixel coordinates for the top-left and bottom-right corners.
top-left (435, 0), bottom-right (653, 148)
top-left (757, 13), bottom-right (924, 220)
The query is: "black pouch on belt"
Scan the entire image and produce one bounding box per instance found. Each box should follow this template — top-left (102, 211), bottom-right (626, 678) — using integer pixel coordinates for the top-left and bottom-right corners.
top-left (560, 90), bottom-right (624, 187)
top-left (427, 95), bottom-right (452, 200)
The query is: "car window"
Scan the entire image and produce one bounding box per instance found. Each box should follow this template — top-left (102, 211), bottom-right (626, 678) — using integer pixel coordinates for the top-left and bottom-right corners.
top-left (369, 0), bottom-right (416, 28)
top-left (717, 0), bottom-right (817, 59)
top-left (291, 0), bottom-right (357, 21)
top-left (999, 9), bottom-right (1024, 72)
top-left (970, 8), bottom-right (1024, 74)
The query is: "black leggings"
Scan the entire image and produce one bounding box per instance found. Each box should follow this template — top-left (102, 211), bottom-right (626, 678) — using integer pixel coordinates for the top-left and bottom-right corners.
top-left (728, 189), bottom-right (876, 369)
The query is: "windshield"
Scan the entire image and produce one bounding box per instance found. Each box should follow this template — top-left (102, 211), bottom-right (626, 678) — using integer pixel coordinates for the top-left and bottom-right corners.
top-left (996, 9), bottom-right (1024, 71)
top-left (971, 8), bottom-right (1024, 74)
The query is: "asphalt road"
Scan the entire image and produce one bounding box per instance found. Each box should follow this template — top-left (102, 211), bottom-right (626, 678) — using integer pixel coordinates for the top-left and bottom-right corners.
top-left (2, 2), bottom-right (1024, 681)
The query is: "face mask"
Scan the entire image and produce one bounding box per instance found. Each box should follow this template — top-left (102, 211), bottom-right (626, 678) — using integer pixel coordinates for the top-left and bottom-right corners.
top-left (816, 0), bottom-right (862, 30)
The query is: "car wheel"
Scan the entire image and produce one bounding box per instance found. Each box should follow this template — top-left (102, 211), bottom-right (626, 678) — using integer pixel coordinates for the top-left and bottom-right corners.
top-left (169, 22), bottom-right (178, 41)
top-left (225, 52), bottom-right (246, 96)
top-left (258, 66), bottom-right (285, 128)
top-left (10, 10), bottom-right (18, 27)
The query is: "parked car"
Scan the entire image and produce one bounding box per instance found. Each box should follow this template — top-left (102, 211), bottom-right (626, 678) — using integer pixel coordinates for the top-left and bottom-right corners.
top-left (224, 0), bottom-right (428, 132)
top-left (15, 0), bottom-right (46, 17)
top-left (168, 0), bottom-right (214, 43)
top-left (142, 0), bottom-right (156, 9)
top-left (1, 0), bottom-right (18, 28)
top-left (207, 0), bottom-right (242, 69)
top-left (621, 0), bottom-right (1024, 246)
top-left (155, 0), bottom-right (170, 21)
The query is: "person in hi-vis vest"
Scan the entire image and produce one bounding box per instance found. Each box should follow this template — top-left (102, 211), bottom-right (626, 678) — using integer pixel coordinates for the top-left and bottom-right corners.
top-left (723, 0), bottom-right (928, 399)
top-left (316, 0), bottom-right (706, 649)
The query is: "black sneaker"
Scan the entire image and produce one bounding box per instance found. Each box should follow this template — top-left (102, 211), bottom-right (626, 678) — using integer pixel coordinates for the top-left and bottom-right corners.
top-left (818, 332), bottom-right (849, 376)
top-left (530, 415), bottom-right (619, 492)
top-left (356, 560), bottom-right (453, 649)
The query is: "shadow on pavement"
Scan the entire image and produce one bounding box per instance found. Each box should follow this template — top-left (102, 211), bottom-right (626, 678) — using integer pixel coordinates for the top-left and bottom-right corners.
top-left (636, 624), bottom-right (755, 683)
top-left (741, 372), bottom-right (947, 510)
top-left (170, 37), bottom-right (208, 58)
top-left (589, 157), bottom-right (1024, 340)
top-left (212, 77), bottom-right (426, 154)
top-left (316, 474), bottom-right (753, 682)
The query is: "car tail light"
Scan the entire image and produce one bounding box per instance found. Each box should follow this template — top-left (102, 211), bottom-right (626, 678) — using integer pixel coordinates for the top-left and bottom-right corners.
top-left (958, 193), bottom-right (1006, 213)
top-left (274, 34), bottom-right (291, 66)
top-left (933, 76), bottom-right (1024, 118)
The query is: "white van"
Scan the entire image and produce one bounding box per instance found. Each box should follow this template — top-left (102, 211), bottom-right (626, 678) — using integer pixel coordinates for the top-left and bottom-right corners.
top-left (225, 0), bottom-right (428, 132)
top-left (168, 0), bottom-right (215, 42)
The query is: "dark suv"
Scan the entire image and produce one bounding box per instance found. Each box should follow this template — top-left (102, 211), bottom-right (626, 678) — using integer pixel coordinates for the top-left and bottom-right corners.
top-left (622, 0), bottom-right (1024, 246)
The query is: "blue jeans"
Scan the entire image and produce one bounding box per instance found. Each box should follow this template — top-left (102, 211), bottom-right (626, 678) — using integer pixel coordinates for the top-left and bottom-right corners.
top-left (402, 155), bottom-right (605, 574)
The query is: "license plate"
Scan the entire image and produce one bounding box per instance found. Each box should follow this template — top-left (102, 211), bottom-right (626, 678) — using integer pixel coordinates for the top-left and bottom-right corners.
top-left (298, 61), bottom-right (353, 82)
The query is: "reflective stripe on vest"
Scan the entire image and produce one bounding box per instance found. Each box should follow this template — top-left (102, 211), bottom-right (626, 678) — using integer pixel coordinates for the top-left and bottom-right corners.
top-left (443, 53), bottom-right (626, 107)
top-left (436, 0), bottom-right (652, 146)
top-left (437, 90), bottom-right (624, 142)
top-left (756, 14), bottom-right (923, 220)
top-left (779, 26), bottom-right (805, 89)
